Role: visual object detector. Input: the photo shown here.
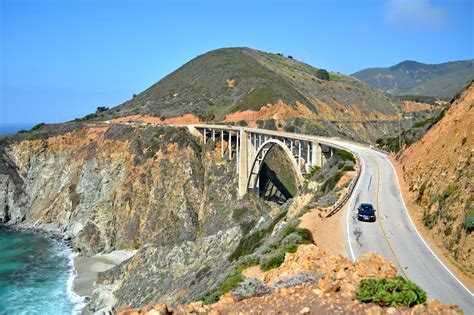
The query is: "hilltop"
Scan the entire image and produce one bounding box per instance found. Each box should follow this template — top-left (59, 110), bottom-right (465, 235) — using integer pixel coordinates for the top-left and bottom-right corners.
top-left (353, 60), bottom-right (474, 98)
top-left (100, 48), bottom-right (399, 123)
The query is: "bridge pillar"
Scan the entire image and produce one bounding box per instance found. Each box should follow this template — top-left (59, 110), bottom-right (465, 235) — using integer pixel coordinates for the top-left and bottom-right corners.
top-left (221, 130), bottom-right (224, 157)
top-left (312, 142), bottom-right (323, 167)
top-left (238, 129), bottom-right (249, 196)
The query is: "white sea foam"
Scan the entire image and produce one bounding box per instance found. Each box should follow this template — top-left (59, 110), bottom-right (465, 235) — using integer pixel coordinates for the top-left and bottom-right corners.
top-left (68, 251), bottom-right (87, 315)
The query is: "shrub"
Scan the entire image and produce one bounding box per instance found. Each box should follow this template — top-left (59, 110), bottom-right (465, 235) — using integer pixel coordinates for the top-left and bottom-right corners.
top-left (273, 273), bottom-right (320, 289)
top-left (335, 150), bottom-right (356, 163)
top-left (202, 260), bottom-right (259, 305)
top-left (422, 211), bottom-right (438, 229)
top-left (315, 69), bottom-right (329, 81)
top-left (342, 165), bottom-right (354, 172)
top-left (232, 278), bottom-right (272, 300)
top-left (280, 233), bottom-right (304, 247)
top-left (321, 171), bottom-right (344, 193)
top-left (260, 251), bottom-right (286, 271)
top-left (356, 277), bottom-right (427, 307)
top-left (96, 106), bottom-right (109, 113)
top-left (282, 226), bottom-right (313, 243)
top-left (31, 122), bottom-right (45, 131)
top-left (303, 165), bottom-right (321, 180)
top-left (318, 191), bottom-right (339, 207)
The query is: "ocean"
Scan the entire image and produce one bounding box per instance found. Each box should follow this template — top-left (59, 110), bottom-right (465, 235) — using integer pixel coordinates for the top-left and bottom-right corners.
top-left (0, 124), bottom-right (34, 136)
top-left (0, 226), bottom-right (84, 314)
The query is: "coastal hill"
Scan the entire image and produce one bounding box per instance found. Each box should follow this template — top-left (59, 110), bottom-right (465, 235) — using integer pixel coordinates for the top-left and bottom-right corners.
top-left (87, 47), bottom-right (440, 143)
top-left (101, 47), bottom-right (399, 123)
top-left (353, 60), bottom-right (474, 98)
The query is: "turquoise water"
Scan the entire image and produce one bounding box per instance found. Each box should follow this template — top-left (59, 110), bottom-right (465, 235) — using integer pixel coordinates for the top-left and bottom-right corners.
top-left (0, 226), bottom-right (84, 314)
top-left (0, 124), bottom-right (34, 135)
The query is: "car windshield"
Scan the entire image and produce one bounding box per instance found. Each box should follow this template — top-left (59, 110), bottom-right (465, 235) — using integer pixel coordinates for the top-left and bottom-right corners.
top-left (359, 204), bottom-right (374, 215)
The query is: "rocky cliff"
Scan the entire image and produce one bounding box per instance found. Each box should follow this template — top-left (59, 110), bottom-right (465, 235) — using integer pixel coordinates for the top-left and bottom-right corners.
top-left (0, 124), bottom-right (287, 310)
top-left (400, 82), bottom-right (474, 275)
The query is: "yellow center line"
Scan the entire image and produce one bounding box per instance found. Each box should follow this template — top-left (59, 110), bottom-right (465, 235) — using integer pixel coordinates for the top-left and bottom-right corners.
top-left (370, 153), bottom-right (410, 280)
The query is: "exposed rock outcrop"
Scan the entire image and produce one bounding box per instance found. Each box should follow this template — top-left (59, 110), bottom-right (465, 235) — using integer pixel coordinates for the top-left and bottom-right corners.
top-left (118, 244), bottom-right (461, 315)
top-left (400, 82), bottom-right (474, 274)
top-left (0, 124), bottom-right (278, 310)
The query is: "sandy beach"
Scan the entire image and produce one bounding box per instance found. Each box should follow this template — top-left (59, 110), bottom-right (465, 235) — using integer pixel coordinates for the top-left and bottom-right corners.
top-left (73, 250), bottom-right (137, 298)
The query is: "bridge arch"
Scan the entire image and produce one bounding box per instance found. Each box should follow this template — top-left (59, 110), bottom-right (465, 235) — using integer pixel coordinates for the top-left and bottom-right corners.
top-left (246, 139), bottom-right (304, 196)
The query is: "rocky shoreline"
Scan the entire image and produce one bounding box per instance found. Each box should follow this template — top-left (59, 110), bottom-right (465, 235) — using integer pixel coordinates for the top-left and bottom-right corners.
top-left (73, 250), bottom-right (137, 314)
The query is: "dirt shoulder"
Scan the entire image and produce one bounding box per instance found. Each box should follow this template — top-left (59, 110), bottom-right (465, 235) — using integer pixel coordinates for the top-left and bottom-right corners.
top-left (390, 155), bottom-right (474, 291)
top-left (299, 204), bottom-right (347, 257)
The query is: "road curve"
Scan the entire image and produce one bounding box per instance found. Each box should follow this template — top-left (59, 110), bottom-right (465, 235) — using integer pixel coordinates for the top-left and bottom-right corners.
top-left (186, 124), bottom-right (473, 309)
top-left (325, 140), bottom-right (473, 311)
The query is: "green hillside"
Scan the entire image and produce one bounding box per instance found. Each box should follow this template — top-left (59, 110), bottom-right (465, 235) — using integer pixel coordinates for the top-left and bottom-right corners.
top-left (98, 47), bottom-right (399, 122)
top-left (352, 60), bottom-right (474, 98)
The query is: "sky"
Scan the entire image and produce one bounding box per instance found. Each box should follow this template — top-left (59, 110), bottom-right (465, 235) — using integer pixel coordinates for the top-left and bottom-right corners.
top-left (1, 0), bottom-right (473, 126)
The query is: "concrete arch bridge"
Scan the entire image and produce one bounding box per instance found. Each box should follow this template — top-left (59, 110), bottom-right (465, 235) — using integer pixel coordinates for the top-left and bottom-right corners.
top-left (188, 124), bottom-right (347, 197)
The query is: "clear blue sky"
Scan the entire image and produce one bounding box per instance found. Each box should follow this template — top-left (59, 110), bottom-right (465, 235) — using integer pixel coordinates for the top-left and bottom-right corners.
top-left (1, 0), bottom-right (472, 126)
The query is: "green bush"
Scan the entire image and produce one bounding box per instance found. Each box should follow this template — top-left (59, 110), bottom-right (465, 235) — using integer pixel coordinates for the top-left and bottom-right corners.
top-left (335, 150), bottom-right (356, 163)
top-left (342, 165), bottom-right (354, 172)
top-left (303, 165), bottom-right (321, 180)
top-left (201, 260), bottom-right (259, 304)
top-left (260, 251), bottom-right (286, 271)
top-left (96, 106), bottom-right (109, 113)
top-left (356, 277), bottom-right (427, 307)
top-left (282, 226), bottom-right (313, 243)
top-left (321, 171), bottom-right (344, 193)
top-left (315, 69), bottom-right (329, 80)
top-left (31, 122), bottom-right (45, 131)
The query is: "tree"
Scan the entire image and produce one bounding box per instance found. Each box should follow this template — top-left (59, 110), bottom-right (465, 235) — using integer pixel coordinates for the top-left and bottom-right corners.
top-left (315, 69), bottom-right (330, 81)
top-left (96, 106), bottom-right (109, 113)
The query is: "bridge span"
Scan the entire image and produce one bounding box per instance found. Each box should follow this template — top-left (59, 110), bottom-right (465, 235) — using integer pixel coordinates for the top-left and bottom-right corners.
top-left (188, 124), bottom-right (347, 196)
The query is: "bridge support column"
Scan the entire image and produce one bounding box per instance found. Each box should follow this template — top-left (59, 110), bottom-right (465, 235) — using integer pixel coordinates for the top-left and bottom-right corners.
top-left (221, 130), bottom-right (224, 157)
top-left (238, 129), bottom-right (249, 196)
top-left (312, 142), bottom-right (323, 167)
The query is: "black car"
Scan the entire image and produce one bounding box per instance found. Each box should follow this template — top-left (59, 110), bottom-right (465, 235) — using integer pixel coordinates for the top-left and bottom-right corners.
top-left (357, 203), bottom-right (376, 222)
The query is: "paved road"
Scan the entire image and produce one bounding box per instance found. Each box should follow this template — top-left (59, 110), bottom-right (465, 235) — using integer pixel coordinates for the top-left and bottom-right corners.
top-left (184, 124), bottom-right (473, 309)
top-left (325, 140), bottom-right (473, 311)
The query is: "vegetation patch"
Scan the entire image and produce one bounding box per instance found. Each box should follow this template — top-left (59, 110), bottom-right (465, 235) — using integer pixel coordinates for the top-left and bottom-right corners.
top-left (229, 210), bottom-right (288, 261)
top-left (233, 88), bottom-right (280, 112)
top-left (304, 165), bottom-right (321, 180)
top-left (356, 277), bottom-right (427, 307)
top-left (375, 107), bottom-right (448, 153)
top-left (201, 261), bottom-right (259, 304)
top-left (334, 150), bottom-right (356, 163)
top-left (321, 171), bottom-right (344, 193)
top-left (258, 224), bottom-right (312, 271)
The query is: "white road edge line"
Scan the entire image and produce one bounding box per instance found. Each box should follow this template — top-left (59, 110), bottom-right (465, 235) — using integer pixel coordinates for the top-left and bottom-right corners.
top-left (372, 149), bottom-right (474, 297)
top-left (345, 149), bottom-right (365, 262)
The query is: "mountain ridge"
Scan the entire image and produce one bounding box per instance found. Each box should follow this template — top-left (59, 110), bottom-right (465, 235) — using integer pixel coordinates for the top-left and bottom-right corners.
top-left (353, 59), bottom-right (474, 98)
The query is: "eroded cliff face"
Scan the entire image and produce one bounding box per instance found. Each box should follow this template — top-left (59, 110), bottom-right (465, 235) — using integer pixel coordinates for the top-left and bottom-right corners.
top-left (400, 83), bottom-right (474, 274)
top-left (0, 124), bottom-right (278, 310)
